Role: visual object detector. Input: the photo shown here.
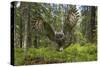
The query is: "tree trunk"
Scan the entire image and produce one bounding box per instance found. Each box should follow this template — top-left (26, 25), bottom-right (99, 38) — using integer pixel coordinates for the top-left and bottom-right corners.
top-left (22, 2), bottom-right (29, 61)
top-left (27, 4), bottom-right (32, 48)
top-left (90, 6), bottom-right (97, 43)
top-left (19, 7), bottom-right (23, 48)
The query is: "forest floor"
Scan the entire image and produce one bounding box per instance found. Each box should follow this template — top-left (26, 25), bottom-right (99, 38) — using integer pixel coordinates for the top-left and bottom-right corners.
top-left (14, 43), bottom-right (97, 66)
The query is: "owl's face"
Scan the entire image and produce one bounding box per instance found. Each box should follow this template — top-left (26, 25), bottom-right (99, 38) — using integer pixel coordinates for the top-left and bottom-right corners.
top-left (55, 32), bottom-right (64, 40)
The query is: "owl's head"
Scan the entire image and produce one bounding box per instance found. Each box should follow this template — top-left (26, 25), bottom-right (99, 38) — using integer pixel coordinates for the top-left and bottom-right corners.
top-left (55, 31), bottom-right (64, 40)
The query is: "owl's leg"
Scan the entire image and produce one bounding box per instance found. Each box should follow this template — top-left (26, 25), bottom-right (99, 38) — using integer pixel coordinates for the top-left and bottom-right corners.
top-left (59, 47), bottom-right (63, 51)
top-left (56, 46), bottom-right (63, 51)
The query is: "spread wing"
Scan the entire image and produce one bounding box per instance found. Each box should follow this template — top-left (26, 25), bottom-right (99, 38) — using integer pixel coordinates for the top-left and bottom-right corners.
top-left (43, 22), bottom-right (55, 41)
top-left (63, 5), bottom-right (79, 35)
top-left (63, 5), bottom-right (79, 47)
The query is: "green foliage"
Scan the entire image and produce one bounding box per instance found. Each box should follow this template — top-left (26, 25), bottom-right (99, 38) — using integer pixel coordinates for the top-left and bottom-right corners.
top-left (15, 43), bottom-right (97, 65)
top-left (64, 43), bottom-right (97, 62)
top-left (14, 48), bottom-right (24, 65)
top-left (74, 31), bottom-right (87, 45)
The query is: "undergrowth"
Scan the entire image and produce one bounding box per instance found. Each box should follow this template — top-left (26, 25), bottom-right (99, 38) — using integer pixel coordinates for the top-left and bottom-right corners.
top-left (14, 43), bottom-right (97, 65)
